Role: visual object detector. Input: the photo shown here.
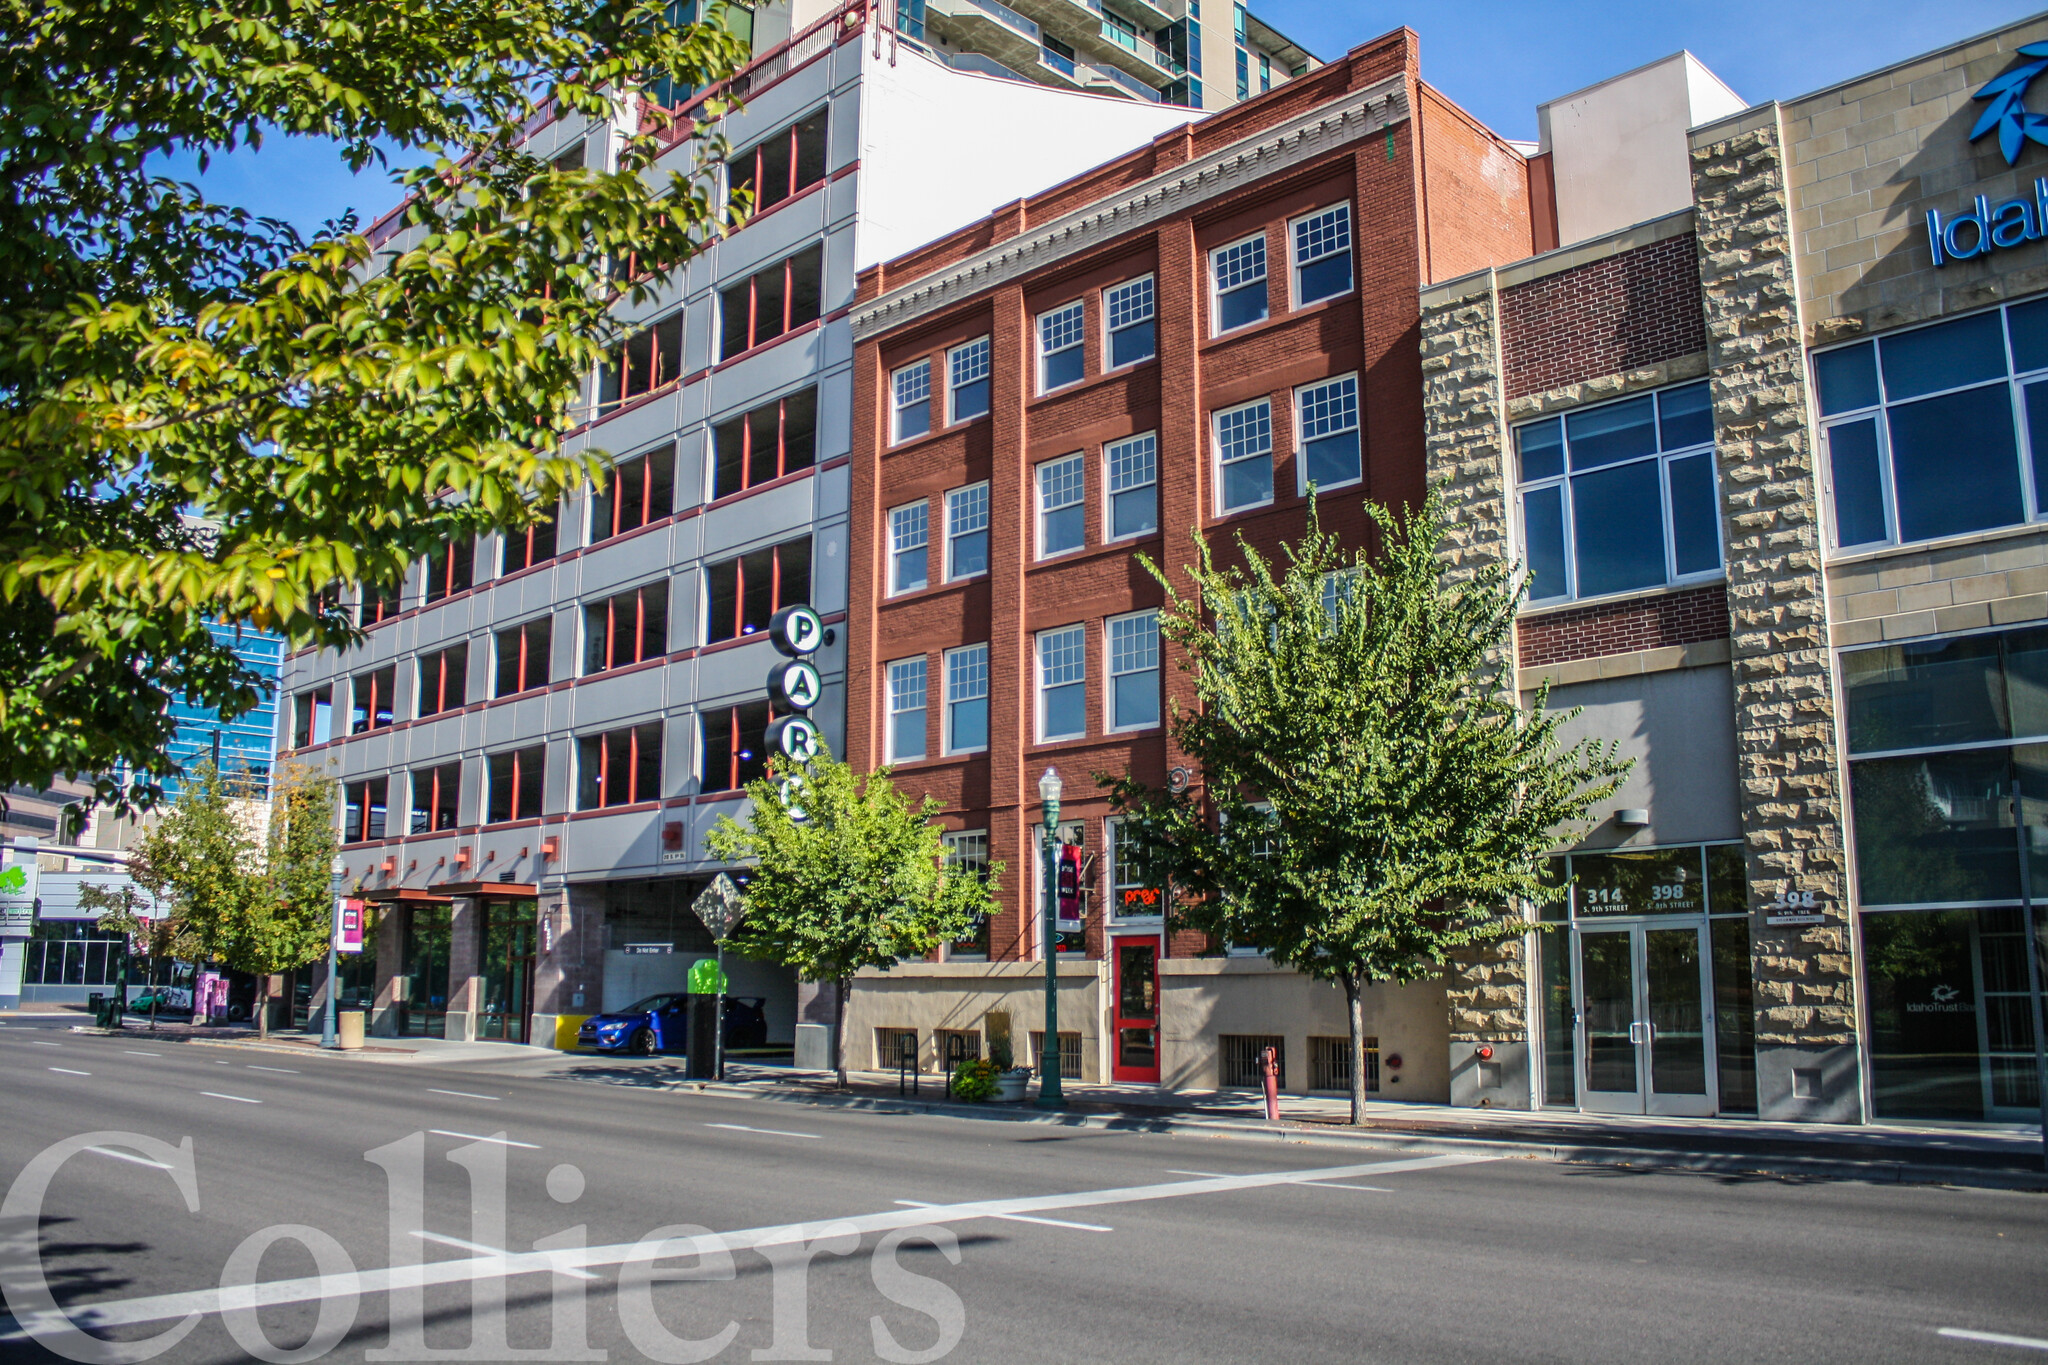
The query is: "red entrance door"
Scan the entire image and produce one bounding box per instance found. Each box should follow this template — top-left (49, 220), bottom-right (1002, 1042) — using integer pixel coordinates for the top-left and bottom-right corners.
top-left (1112, 936), bottom-right (1161, 1084)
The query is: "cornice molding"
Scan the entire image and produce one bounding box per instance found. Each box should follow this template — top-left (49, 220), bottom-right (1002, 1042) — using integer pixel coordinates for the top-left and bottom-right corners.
top-left (852, 74), bottom-right (1410, 341)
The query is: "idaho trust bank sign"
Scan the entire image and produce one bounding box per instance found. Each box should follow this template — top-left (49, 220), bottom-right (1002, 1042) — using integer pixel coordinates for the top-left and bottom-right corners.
top-left (1932, 42), bottom-right (2048, 266)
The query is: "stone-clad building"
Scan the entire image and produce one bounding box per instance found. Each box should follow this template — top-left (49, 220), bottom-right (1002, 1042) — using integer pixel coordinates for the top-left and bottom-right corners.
top-left (1425, 16), bottom-right (2048, 1123)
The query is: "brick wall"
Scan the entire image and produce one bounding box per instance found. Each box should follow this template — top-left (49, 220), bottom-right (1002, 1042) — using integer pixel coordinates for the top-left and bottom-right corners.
top-left (1498, 233), bottom-right (1706, 400)
top-left (1516, 583), bottom-right (1730, 669)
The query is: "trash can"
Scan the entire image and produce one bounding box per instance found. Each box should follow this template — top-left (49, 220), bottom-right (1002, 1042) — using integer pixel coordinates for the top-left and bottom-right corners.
top-left (684, 996), bottom-right (718, 1079)
top-left (337, 1010), bottom-right (365, 1051)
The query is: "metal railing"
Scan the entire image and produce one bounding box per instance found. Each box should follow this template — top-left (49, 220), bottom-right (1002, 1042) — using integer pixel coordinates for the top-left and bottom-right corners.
top-left (1083, 60), bottom-right (1158, 102)
top-left (953, 0), bottom-right (1041, 43)
top-left (1038, 46), bottom-right (1077, 79)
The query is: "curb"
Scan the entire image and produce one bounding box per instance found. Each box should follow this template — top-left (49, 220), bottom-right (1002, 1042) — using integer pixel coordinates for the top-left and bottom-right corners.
top-left (654, 1078), bottom-right (2048, 1193)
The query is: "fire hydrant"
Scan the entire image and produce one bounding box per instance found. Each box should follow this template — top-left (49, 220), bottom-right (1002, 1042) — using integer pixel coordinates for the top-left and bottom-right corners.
top-left (1260, 1045), bottom-right (1280, 1123)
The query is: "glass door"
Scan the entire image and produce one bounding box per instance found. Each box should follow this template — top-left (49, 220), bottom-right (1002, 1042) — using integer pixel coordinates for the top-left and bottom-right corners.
top-left (400, 905), bottom-right (451, 1038)
top-left (479, 899), bottom-right (536, 1044)
top-left (1111, 936), bottom-right (1160, 1083)
top-left (1573, 922), bottom-right (1719, 1116)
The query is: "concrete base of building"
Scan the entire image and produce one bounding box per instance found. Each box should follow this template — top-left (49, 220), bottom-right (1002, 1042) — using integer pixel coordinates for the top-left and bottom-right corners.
top-left (1450, 1039), bottom-right (1533, 1110)
top-left (1756, 1042), bottom-right (1862, 1124)
top-left (444, 1009), bottom-right (477, 1043)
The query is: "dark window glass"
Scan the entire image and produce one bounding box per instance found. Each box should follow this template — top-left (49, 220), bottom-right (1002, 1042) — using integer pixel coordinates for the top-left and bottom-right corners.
top-left (1827, 419), bottom-right (1888, 548)
top-left (1564, 394), bottom-right (1657, 470)
top-left (1710, 917), bottom-right (1758, 1114)
top-left (576, 722), bottom-right (662, 809)
top-left (703, 538), bottom-right (810, 644)
top-left (1861, 908), bottom-right (2034, 1121)
top-left (1879, 311), bottom-right (2007, 401)
top-left (416, 643), bottom-right (468, 717)
top-left (2027, 382), bottom-right (2048, 520)
top-left (1850, 748), bottom-right (2020, 906)
top-left (710, 388), bottom-right (817, 501)
top-left (599, 312), bottom-right (685, 412)
top-left (1304, 430), bottom-right (1359, 491)
top-left (1842, 634), bottom-right (2008, 755)
top-left (1569, 460), bottom-right (1665, 597)
top-left (2002, 626), bottom-right (2048, 740)
top-left (343, 778), bottom-right (389, 843)
top-left (1296, 253), bottom-right (1352, 304)
top-left (1521, 486), bottom-right (1567, 601)
top-left (494, 619), bottom-right (551, 697)
top-left (1887, 386), bottom-right (2024, 543)
top-left (409, 763), bottom-right (461, 833)
top-left (1657, 383), bottom-right (1713, 449)
top-left (1814, 341), bottom-right (1879, 416)
top-left (1110, 318), bottom-right (1155, 369)
top-left (350, 667), bottom-right (395, 734)
top-left (755, 121), bottom-right (793, 210)
top-left (1043, 346), bottom-right (1084, 391)
top-left (1666, 453), bottom-right (1720, 577)
top-left (486, 746), bottom-right (545, 823)
top-left (503, 510), bottom-right (558, 575)
top-left (700, 701), bottom-right (771, 793)
top-left (793, 110), bottom-right (829, 190)
top-left (2009, 297), bottom-right (2048, 374)
top-left (1516, 417), bottom-right (1564, 482)
top-left (426, 539), bottom-right (474, 604)
top-left (582, 582), bottom-right (668, 674)
top-left (1217, 281), bottom-right (1267, 331)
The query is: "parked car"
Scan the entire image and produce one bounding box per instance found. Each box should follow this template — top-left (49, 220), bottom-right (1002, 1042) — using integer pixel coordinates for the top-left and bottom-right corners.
top-left (576, 994), bottom-right (770, 1055)
top-left (127, 987), bottom-right (193, 1016)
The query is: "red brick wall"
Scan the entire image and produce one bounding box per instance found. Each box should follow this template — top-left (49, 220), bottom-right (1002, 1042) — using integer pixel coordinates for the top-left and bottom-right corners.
top-left (1417, 84), bottom-right (1533, 283)
top-left (1516, 583), bottom-right (1730, 670)
top-left (1498, 233), bottom-right (1705, 400)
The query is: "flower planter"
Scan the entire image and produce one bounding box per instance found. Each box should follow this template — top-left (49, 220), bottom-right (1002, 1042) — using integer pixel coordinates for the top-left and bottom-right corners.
top-left (996, 1070), bottom-right (1030, 1103)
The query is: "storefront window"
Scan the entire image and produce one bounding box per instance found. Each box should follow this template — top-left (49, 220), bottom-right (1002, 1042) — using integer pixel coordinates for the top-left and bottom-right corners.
top-left (1862, 908), bottom-right (2041, 1120)
top-left (400, 906), bottom-right (451, 1038)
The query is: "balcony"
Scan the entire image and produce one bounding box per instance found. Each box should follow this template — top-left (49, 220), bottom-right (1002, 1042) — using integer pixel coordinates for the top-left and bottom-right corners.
top-left (927, 0), bottom-right (1044, 74)
top-left (1081, 59), bottom-right (1160, 102)
top-left (1091, 19), bottom-right (1184, 84)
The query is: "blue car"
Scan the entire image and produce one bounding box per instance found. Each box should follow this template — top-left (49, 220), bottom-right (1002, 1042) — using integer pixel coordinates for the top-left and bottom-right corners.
top-left (577, 994), bottom-right (770, 1055)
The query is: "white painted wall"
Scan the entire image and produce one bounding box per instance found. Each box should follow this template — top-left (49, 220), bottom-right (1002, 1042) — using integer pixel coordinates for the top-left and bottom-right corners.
top-left (1537, 51), bottom-right (1747, 249)
top-left (854, 42), bottom-right (1202, 271)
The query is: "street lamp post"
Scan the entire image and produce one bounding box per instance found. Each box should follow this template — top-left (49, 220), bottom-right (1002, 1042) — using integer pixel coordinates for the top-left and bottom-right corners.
top-left (1037, 766), bottom-right (1064, 1109)
top-left (322, 855), bottom-right (346, 1049)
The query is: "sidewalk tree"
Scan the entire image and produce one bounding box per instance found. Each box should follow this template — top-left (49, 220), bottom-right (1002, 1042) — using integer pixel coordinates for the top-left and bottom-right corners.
top-left (1106, 490), bottom-right (1630, 1124)
top-left (0, 0), bottom-right (753, 808)
top-left (78, 881), bottom-right (177, 1022)
top-left (707, 746), bottom-right (1001, 1088)
top-left (232, 762), bottom-right (343, 1037)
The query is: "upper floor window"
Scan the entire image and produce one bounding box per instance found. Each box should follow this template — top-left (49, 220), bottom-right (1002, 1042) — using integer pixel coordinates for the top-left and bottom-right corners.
top-left (704, 537), bottom-right (811, 644)
top-left (1212, 234), bottom-right (1268, 333)
top-left (1038, 301), bottom-right (1086, 393)
top-left (349, 666), bottom-right (395, 735)
top-left (590, 447), bottom-right (676, 545)
top-left (732, 108), bottom-right (828, 216)
top-left (712, 388), bottom-right (818, 500)
top-left (358, 580), bottom-right (402, 628)
top-left (1818, 302), bottom-right (2048, 551)
top-left (945, 644), bottom-right (989, 753)
top-left (485, 744), bottom-right (545, 824)
top-left (887, 656), bottom-right (927, 762)
top-left (949, 338), bottom-right (991, 422)
top-left (701, 701), bottom-right (770, 794)
top-left (1038, 453), bottom-right (1085, 557)
top-left (892, 359), bottom-right (931, 443)
top-left (889, 502), bottom-right (928, 595)
top-left (1297, 375), bottom-right (1361, 494)
top-left (1107, 432), bottom-right (1159, 539)
top-left (1214, 399), bottom-right (1274, 513)
top-left (1105, 276), bottom-right (1156, 368)
top-left (719, 244), bottom-right (823, 361)
top-left (291, 686), bottom-right (333, 748)
top-left (408, 762), bottom-right (461, 834)
top-left (1515, 381), bottom-right (1720, 605)
top-left (1037, 624), bottom-right (1086, 741)
top-left (946, 483), bottom-right (989, 580)
top-left (943, 829), bottom-right (992, 959)
top-left (596, 311), bottom-right (684, 415)
top-left (1107, 610), bottom-right (1161, 731)
top-left (1291, 203), bottom-right (1353, 306)
top-left (494, 617), bottom-right (552, 697)
top-left (342, 777), bottom-right (388, 844)
top-left (501, 508), bottom-right (559, 576)
top-left (424, 537), bottom-right (474, 605)
top-left (575, 721), bottom-right (662, 810)
top-left (416, 643), bottom-right (468, 718)
top-left (1106, 818), bottom-right (1162, 921)
top-left (582, 580), bottom-right (669, 675)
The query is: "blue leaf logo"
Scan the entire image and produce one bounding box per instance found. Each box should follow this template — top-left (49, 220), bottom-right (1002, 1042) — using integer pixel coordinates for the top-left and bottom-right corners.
top-left (1972, 42), bottom-right (2048, 165)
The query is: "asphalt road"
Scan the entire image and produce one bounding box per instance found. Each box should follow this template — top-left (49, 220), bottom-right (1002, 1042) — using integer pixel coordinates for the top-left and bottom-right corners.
top-left (1, 1014), bottom-right (2044, 1364)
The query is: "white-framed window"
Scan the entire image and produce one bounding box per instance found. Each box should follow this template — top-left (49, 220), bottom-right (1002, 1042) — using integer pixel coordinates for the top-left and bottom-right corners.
top-left (943, 829), bottom-right (992, 960)
top-left (949, 336), bottom-right (992, 423)
top-left (1105, 432), bottom-right (1158, 540)
top-left (1039, 300), bottom-right (1086, 392)
top-left (888, 501), bottom-right (928, 595)
top-left (1037, 624), bottom-right (1086, 741)
top-left (1104, 275), bottom-right (1156, 369)
top-left (1815, 300), bottom-right (2048, 551)
top-left (1291, 203), bottom-right (1353, 306)
top-left (1212, 233), bottom-right (1268, 334)
top-left (1038, 452), bottom-right (1086, 557)
top-left (1296, 374), bottom-right (1361, 494)
top-left (945, 482), bottom-right (989, 580)
top-left (891, 358), bottom-right (932, 443)
top-left (1514, 381), bottom-right (1721, 605)
top-left (1106, 817), bottom-right (1164, 921)
top-left (1214, 399), bottom-right (1274, 513)
top-left (886, 656), bottom-right (927, 762)
top-left (1106, 610), bottom-right (1161, 732)
top-left (944, 643), bottom-right (990, 754)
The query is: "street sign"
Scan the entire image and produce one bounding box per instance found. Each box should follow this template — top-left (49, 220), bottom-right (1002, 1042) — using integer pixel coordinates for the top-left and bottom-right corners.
top-left (768, 604), bottom-right (825, 658)
top-left (334, 897), bottom-right (365, 954)
top-left (622, 943), bottom-right (674, 955)
top-left (767, 659), bottom-right (823, 712)
top-left (692, 872), bottom-right (745, 942)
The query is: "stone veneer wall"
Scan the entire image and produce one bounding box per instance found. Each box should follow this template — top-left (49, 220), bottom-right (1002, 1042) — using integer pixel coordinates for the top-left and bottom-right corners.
top-left (1419, 272), bottom-right (1534, 1107)
top-left (1690, 107), bottom-right (1861, 1122)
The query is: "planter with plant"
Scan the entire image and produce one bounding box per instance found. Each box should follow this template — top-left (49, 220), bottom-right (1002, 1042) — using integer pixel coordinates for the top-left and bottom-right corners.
top-left (950, 1058), bottom-right (1000, 1103)
top-left (989, 1033), bottom-right (1030, 1102)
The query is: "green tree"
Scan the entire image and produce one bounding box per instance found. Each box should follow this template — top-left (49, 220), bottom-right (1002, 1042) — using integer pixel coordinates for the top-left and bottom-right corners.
top-left (1107, 492), bottom-right (1630, 1123)
top-left (707, 746), bottom-right (1001, 1088)
top-left (0, 0), bottom-right (752, 806)
top-left (234, 762), bottom-right (342, 1036)
top-left (78, 880), bottom-right (161, 1022)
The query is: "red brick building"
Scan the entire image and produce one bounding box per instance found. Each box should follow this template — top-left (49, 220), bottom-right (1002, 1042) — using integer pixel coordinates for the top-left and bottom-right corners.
top-left (840, 29), bottom-right (1552, 1095)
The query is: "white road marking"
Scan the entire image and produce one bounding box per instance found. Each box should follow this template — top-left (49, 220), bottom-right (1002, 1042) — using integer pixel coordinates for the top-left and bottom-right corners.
top-left (1168, 1167), bottom-right (1389, 1192)
top-left (28, 1041), bottom-right (61, 1048)
top-left (895, 1198), bottom-right (1111, 1232)
top-left (47, 1068), bottom-right (90, 1077)
top-left (412, 1231), bottom-right (597, 1280)
top-left (199, 1092), bottom-right (261, 1104)
top-left (247, 1066), bottom-right (298, 1074)
top-left (428, 1130), bottom-right (538, 1149)
top-left (85, 1146), bottom-right (173, 1171)
top-left (703, 1122), bottom-right (821, 1140)
top-left (427, 1088), bottom-right (500, 1101)
top-left (123, 1050), bottom-right (161, 1057)
top-left (1939, 1327), bottom-right (2048, 1352)
top-left (213, 1060), bottom-right (232, 1065)
top-left (0, 1152), bottom-right (1493, 1342)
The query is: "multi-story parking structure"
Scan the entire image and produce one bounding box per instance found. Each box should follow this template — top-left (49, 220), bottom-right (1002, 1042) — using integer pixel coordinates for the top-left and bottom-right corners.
top-left (276, 0), bottom-right (1212, 1049)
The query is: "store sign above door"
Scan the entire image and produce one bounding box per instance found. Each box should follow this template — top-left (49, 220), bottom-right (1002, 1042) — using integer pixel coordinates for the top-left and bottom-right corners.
top-left (1937, 44), bottom-right (2048, 266)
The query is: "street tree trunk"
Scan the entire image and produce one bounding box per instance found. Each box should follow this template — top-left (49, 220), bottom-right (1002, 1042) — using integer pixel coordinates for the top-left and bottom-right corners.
top-left (1346, 971), bottom-right (1368, 1126)
top-left (832, 974), bottom-right (851, 1090)
top-left (257, 974), bottom-right (270, 1040)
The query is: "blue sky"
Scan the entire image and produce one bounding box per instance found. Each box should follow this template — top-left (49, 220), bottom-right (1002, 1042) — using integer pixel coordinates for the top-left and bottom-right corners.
top-left (165, 1), bottom-right (2045, 236)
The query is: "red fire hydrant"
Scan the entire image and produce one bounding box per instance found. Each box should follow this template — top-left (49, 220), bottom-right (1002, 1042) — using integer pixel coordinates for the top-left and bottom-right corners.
top-left (1260, 1045), bottom-right (1280, 1123)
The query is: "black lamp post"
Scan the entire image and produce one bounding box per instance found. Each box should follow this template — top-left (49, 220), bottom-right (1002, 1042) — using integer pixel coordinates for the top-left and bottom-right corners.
top-left (1037, 766), bottom-right (1064, 1109)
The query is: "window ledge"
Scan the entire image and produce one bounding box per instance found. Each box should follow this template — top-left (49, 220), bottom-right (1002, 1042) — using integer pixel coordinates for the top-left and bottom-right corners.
top-left (1025, 536), bottom-right (1162, 577)
top-left (1826, 518), bottom-right (2048, 570)
top-left (1518, 575), bottom-right (1727, 621)
top-left (1200, 292), bottom-right (1353, 352)
top-left (1026, 364), bottom-right (1147, 412)
top-left (884, 413), bottom-right (988, 458)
